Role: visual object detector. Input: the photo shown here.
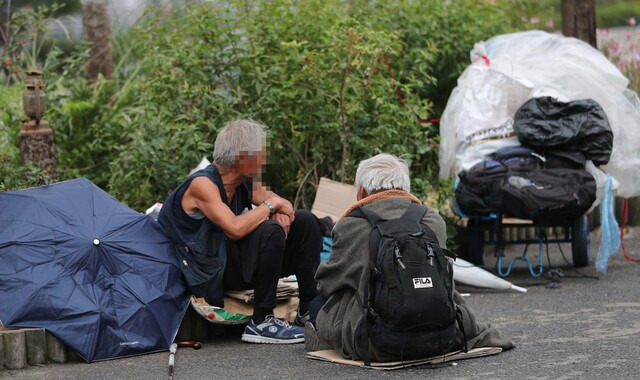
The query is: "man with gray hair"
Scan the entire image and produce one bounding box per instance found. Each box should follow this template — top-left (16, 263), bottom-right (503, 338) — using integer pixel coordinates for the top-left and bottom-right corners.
top-left (158, 119), bottom-right (322, 344)
top-left (308, 153), bottom-right (514, 360)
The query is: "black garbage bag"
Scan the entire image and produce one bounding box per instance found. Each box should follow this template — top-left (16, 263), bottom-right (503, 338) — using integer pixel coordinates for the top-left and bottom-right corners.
top-left (513, 97), bottom-right (613, 165)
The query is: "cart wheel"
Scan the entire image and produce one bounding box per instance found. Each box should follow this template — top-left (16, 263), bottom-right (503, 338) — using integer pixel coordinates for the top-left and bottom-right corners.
top-left (467, 219), bottom-right (485, 266)
top-left (571, 215), bottom-right (590, 268)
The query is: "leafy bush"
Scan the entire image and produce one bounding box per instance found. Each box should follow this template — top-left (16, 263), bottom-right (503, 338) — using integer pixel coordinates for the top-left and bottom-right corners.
top-left (598, 2), bottom-right (640, 28)
top-left (0, 84), bottom-right (23, 158)
top-left (3, 0), bottom-right (519, 212)
top-left (0, 155), bottom-right (45, 191)
top-left (105, 0), bottom-right (518, 210)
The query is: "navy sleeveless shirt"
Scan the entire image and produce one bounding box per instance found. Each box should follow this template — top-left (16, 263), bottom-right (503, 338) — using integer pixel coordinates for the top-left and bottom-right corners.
top-left (158, 165), bottom-right (252, 306)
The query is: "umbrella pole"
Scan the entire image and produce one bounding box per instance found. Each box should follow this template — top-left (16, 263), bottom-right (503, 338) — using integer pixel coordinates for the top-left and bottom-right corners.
top-left (168, 341), bottom-right (202, 379)
top-left (168, 343), bottom-right (177, 380)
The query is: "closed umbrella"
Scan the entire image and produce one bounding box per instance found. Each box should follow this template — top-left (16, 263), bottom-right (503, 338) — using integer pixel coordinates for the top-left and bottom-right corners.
top-left (454, 258), bottom-right (527, 293)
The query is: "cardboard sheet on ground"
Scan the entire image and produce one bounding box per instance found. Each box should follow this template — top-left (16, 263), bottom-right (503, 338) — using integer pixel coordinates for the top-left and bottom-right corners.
top-left (225, 282), bottom-right (298, 303)
top-left (306, 347), bottom-right (502, 370)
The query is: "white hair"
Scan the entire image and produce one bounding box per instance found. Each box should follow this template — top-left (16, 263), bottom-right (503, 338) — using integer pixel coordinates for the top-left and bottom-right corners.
top-left (212, 119), bottom-right (267, 169)
top-left (355, 153), bottom-right (411, 194)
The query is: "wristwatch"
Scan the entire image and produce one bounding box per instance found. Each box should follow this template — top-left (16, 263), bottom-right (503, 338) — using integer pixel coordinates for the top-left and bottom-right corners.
top-left (263, 200), bottom-right (277, 217)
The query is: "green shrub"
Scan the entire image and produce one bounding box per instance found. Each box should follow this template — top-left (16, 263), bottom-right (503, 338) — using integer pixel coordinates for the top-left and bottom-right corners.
top-left (3, 0), bottom-right (520, 212)
top-left (0, 155), bottom-right (45, 192)
top-left (0, 84), bottom-right (23, 158)
top-left (598, 2), bottom-right (640, 28)
top-left (103, 0), bottom-right (518, 210)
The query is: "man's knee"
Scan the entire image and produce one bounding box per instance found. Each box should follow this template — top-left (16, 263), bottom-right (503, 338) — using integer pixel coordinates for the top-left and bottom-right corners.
top-left (293, 210), bottom-right (319, 229)
top-left (257, 219), bottom-right (286, 243)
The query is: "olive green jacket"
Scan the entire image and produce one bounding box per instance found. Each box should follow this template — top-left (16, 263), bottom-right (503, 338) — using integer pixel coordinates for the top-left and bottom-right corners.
top-left (315, 191), bottom-right (514, 361)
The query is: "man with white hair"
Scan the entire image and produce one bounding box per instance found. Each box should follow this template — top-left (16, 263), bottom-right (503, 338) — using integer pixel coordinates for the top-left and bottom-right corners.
top-left (158, 119), bottom-right (322, 344)
top-left (309, 153), bottom-right (514, 360)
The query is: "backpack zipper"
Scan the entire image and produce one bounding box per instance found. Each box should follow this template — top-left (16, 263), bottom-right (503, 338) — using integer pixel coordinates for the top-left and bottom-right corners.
top-left (427, 244), bottom-right (436, 267)
top-left (394, 245), bottom-right (407, 270)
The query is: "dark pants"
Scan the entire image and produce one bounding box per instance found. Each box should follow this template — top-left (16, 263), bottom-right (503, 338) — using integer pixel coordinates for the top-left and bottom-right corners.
top-left (223, 210), bottom-right (321, 311)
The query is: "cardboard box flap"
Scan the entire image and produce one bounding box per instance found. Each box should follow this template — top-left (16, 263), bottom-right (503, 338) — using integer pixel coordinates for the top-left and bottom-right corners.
top-left (311, 177), bottom-right (357, 222)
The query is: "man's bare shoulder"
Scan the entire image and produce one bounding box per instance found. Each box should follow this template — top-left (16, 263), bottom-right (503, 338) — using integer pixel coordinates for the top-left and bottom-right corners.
top-left (187, 176), bottom-right (220, 199)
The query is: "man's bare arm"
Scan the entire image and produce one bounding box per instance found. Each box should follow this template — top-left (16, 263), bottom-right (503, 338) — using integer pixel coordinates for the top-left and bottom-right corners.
top-left (182, 177), bottom-right (283, 240)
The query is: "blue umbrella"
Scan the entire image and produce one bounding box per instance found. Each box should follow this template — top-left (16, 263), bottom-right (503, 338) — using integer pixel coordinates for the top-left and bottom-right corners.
top-left (0, 178), bottom-right (190, 362)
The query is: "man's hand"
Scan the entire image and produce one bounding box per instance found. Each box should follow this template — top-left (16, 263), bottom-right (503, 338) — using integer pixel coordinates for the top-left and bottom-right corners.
top-left (276, 198), bottom-right (295, 223)
top-left (253, 182), bottom-right (295, 222)
top-left (272, 212), bottom-right (292, 238)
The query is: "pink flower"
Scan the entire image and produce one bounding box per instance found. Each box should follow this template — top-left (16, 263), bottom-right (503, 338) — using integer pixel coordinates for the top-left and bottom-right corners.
top-left (629, 17), bottom-right (637, 26)
top-left (530, 17), bottom-right (540, 25)
top-left (597, 28), bottom-right (609, 36)
top-left (546, 19), bottom-right (554, 29)
top-left (617, 58), bottom-right (628, 70)
top-left (610, 41), bottom-right (621, 54)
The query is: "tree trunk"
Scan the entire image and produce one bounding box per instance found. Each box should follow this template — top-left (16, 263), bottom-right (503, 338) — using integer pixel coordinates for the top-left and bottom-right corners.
top-left (82, 0), bottom-right (113, 81)
top-left (561, 0), bottom-right (597, 48)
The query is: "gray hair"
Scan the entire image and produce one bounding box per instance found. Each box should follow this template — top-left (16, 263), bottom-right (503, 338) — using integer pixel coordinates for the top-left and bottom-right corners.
top-left (212, 119), bottom-right (267, 169)
top-left (355, 153), bottom-right (411, 194)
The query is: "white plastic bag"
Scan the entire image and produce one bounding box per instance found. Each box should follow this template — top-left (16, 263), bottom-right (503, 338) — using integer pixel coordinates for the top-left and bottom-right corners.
top-left (189, 156), bottom-right (212, 176)
top-left (585, 160), bottom-right (619, 211)
top-left (439, 62), bottom-right (530, 177)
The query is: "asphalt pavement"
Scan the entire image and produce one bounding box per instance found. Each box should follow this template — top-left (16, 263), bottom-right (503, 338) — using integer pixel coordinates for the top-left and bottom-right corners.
top-left (3, 227), bottom-right (640, 380)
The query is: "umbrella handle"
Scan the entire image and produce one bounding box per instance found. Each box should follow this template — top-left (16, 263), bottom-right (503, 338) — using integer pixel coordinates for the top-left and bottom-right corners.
top-left (175, 340), bottom-right (202, 349)
top-left (168, 343), bottom-right (177, 380)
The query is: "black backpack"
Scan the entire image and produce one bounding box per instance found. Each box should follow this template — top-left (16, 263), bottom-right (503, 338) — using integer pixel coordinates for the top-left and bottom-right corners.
top-left (348, 203), bottom-right (465, 364)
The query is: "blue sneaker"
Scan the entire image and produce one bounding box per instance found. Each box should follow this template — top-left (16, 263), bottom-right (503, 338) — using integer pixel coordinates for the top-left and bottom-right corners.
top-left (241, 315), bottom-right (305, 344)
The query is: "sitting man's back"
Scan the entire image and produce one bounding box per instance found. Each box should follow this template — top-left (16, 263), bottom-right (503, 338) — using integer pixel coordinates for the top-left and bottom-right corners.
top-left (312, 153), bottom-right (514, 362)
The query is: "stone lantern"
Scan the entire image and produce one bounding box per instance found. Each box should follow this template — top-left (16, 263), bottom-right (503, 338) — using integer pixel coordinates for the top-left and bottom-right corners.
top-left (19, 69), bottom-right (56, 180)
top-left (23, 69), bottom-right (48, 124)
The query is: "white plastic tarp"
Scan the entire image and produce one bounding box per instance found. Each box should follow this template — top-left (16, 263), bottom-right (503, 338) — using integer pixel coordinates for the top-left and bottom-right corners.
top-left (439, 30), bottom-right (640, 198)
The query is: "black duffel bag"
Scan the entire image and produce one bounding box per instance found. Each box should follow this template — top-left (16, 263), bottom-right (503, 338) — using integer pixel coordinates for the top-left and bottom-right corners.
top-left (456, 146), bottom-right (596, 221)
top-left (499, 168), bottom-right (596, 223)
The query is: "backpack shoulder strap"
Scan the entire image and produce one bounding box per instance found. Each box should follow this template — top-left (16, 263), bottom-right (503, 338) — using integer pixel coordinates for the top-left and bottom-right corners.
top-left (402, 203), bottom-right (457, 260)
top-left (400, 202), bottom-right (428, 222)
top-left (399, 203), bottom-right (441, 241)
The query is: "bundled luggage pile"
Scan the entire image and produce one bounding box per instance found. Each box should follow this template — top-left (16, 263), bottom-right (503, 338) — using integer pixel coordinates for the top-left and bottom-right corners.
top-left (455, 96), bottom-right (613, 223)
top-left (440, 30), bottom-right (640, 205)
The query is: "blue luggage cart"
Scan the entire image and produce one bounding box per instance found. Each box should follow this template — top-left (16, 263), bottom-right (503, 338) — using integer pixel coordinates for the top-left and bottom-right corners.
top-left (464, 214), bottom-right (590, 277)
